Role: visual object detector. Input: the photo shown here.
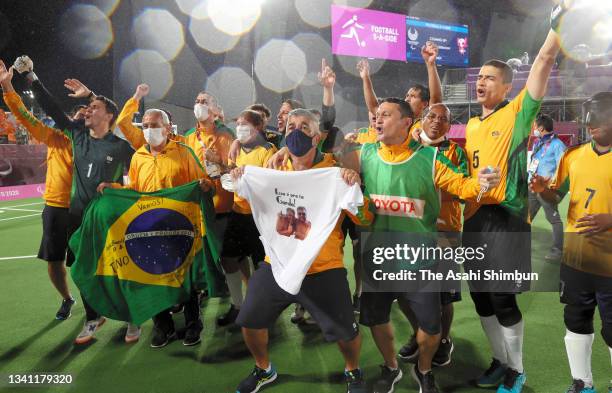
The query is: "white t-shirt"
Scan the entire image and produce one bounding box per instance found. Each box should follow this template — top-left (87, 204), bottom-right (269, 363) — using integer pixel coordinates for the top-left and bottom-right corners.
top-left (236, 165), bottom-right (364, 294)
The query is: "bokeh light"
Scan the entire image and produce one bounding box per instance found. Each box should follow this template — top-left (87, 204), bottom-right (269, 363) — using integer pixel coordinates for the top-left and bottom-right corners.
top-left (207, 0), bottom-right (262, 36)
top-left (337, 55), bottom-right (385, 78)
top-left (292, 33), bottom-right (333, 77)
top-left (205, 67), bottom-right (256, 119)
top-left (60, 4), bottom-right (114, 59)
top-left (409, 0), bottom-right (460, 24)
top-left (333, 0), bottom-right (374, 8)
top-left (189, 3), bottom-right (240, 54)
top-left (86, 0), bottom-right (121, 16)
top-left (175, 0), bottom-right (202, 15)
top-left (295, 0), bottom-right (332, 28)
top-left (509, 0), bottom-right (552, 18)
top-left (255, 39), bottom-right (307, 93)
top-left (557, 1), bottom-right (612, 62)
top-left (132, 9), bottom-right (185, 61)
top-left (119, 50), bottom-right (173, 100)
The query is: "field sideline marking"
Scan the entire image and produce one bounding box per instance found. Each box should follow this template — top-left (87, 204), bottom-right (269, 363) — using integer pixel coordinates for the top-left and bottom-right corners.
top-left (0, 213), bottom-right (41, 222)
top-left (0, 255), bottom-right (37, 261)
top-left (3, 208), bottom-right (42, 213)
top-left (0, 202), bottom-right (44, 209)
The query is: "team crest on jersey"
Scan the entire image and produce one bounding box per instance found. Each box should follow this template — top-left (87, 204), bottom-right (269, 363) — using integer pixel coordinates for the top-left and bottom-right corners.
top-left (106, 155), bottom-right (114, 162)
top-left (491, 130), bottom-right (501, 137)
top-left (370, 194), bottom-right (425, 219)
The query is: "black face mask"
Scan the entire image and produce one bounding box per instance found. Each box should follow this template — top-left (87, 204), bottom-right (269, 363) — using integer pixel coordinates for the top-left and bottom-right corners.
top-left (285, 128), bottom-right (314, 157)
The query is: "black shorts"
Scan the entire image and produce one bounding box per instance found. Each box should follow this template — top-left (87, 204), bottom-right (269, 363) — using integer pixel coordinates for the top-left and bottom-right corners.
top-left (561, 289), bottom-right (612, 325)
top-left (341, 216), bottom-right (358, 241)
top-left (463, 205), bottom-right (531, 292)
top-left (236, 263), bottom-right (359, 342)
top-left (441, 291), bottom-right (461, 305)
top-left (65, 213), bottom-right (83, 267)
top-left (37, 205), bottom-right (71, 263)
top-left (359, 291), bottom-right (441, 335)
top-left (221, 212), bottom-right (265, 264)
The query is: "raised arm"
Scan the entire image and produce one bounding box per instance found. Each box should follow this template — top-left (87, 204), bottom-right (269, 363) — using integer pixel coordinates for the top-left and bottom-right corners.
top-left (422, 41), bottom-right (442, 105)
top-left (525, 5), bottom-right (564, 100)
top-left (13, 56), bottom-right (78, 131)
top-left (357, 59), bottom-right (379, 115)
top-left (0, 60), bottom-right (67, 146)
top-left (115, 84), bottom-right (149, 149)
top-left (318, 58), bottom-right (336, 132)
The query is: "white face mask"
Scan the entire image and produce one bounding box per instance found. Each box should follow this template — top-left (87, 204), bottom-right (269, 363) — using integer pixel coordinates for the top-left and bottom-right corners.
top-left (236, 124), bottom-right (254, 143)
top-left (143, 127), bottom-right (166, 147)
top-left (420, 129), bottom-right (446, 145)
top-left (194, 104), bottom-right (209, 122)
top-left (533, 129), bottom-right (542, 138)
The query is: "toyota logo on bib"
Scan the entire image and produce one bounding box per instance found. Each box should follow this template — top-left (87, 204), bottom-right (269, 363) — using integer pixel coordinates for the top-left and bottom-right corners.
top-left (370, 194), bottom-right (425, 219)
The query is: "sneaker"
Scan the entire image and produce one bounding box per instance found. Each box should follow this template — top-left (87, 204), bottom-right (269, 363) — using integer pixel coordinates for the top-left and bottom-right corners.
top-left (236, 364), bottom-right (278, 393)
top-left (217, 304), bottom-right (240, 327)
top-left (183, 323), bottom-right (202, 346)
top-left (373, 365), bottom-right (402, 393)
top-left (302, 311), bottom-right (318, 325)
top-left (74, 317), bottom-right (106, 345)
top-left (345, 368), bottom-right (367, 393)
top-left (432, 337), bottom-right (454, 367)
top-left (352, 294), bottom-right (361, 314)
top-left (411, 364), bottom-right (440, 393)
top-left (55, 297), bottom-right (76, 320)
top-left (398, 334), bottom-right (419, 362)
top-left (545, 247), bottom-right (562, 262)
top-left (290, 304), bottom-right (305, 324)
top-left (124, 323), bottom-right (141, 344)
top-left (496, 368), bottom-right (526, 393)
top-left (475, 358), bottom-right (507, 387)
top-left (565, 379), bottom-right (596, 393)
top-left (150, 326), bottom-right (176, 348)
top-left (170, 303), bottom-right (184, 314)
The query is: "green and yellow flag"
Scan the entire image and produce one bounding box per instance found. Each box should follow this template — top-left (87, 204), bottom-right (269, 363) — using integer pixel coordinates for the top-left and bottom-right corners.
top-left (69, 181), bottom-right (224, 325)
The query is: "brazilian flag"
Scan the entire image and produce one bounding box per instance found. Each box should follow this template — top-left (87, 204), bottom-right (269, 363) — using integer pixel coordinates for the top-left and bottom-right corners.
top-left (69, 181), bottom-right (224, 325)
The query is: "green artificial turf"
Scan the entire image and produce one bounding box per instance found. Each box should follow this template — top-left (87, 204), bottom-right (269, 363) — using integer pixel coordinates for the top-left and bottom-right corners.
top-left (0, 197), bottom-right (609, 393)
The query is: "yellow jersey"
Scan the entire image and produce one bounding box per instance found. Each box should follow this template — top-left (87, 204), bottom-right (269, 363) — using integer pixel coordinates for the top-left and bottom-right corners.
top-left (464, 88), bottom-right (541, 220)
top-left (3, 92), bottom-right (72, 208)
top-left (550, 142), bottom-right (612, 277)
top-left (435, 140), bottom-right (468, 232)
top-left (550, 142), bottom-right (611, 233)
top-left (229, 142), bottom-right (277, 214)
top-left (116, 97), bottom-right (186, 150)
top-left (355, 126), bottom-right (377, 144)
top-left (125, 140), bottom-right (205, 193)
top-left (184, 125), bottom-right (235, 214)
top-left (371, 137), bottom-right (481, 202)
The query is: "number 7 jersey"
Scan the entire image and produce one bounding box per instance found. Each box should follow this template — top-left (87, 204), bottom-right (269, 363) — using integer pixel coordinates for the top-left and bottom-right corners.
top-left (550, 141), bottom-right (612, 233)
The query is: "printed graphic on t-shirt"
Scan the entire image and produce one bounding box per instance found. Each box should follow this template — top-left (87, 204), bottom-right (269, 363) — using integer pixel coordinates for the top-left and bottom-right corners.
top-left (236, 165), bottom-right (363, 294)
top-left (276, 206), bottom-right (311, 240)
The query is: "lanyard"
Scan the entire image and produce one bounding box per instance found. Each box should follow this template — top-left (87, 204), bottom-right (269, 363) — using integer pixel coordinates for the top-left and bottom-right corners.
top-left (532, 136), bottom-right (554, 158)
top-left (196, 130), bottom-right (218, 159)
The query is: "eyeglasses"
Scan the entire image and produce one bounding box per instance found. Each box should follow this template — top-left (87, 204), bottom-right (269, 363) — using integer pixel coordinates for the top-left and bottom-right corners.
top-left (425, 113), bottom-right (449, 124)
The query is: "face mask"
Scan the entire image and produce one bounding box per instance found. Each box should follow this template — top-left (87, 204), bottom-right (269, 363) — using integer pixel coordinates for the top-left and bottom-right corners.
top-left (143, 127), bottom-right (166, 147)
top-left (194, 104), bottom-right (209, 122)
top-left (236, 125), bottom-right (253, 143)
top-left (286, 128), bottom-right (314, 157)
top-left (533, 129), bottom-right (542, 138)
top-left (419, 130), bottom-right (445, 145)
